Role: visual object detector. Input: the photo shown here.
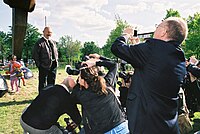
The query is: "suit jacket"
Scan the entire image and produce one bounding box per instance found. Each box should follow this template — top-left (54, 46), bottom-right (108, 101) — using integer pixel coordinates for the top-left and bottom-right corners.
top-left (22, 84), bottom-right (81, 129)
top-left (32, 37), bottom-right (58, 69)
top-left (111, 36), bottom-right (186, 134)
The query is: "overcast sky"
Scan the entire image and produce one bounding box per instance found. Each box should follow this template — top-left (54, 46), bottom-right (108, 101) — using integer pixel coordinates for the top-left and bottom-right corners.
top-left (0, 0), bottom-right (200, 47)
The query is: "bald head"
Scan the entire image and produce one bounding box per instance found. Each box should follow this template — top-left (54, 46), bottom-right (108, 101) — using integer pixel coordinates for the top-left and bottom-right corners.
top-left (62, 76), bottom-right (76, 91)
top-left (43, 26), bottom-right (53, 39)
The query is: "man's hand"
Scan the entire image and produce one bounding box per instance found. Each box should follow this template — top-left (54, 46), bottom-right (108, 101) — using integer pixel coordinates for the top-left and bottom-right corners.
top-left (129, 36), bottom-right (140, 44)
top-left (189, 56), bottom-right (198, 65)
top-left (122, 27), bottom-right (134, 37)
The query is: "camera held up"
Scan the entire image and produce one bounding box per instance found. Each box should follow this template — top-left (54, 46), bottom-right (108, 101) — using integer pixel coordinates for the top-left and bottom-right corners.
top-left (65, 55), bottom-right (90, 75)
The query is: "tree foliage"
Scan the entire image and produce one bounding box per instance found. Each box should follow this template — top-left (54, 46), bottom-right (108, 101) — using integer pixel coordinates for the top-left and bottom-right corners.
top-left (163, 8), bottom-right (181, 20)
top-left (0, 29), bottom-right (12, 62)
top-left (23, 23), bottom-right (41, 61)
top-left (58, 35), bottom-right (82, 65)
top-left (185, 13), bottom-right (200, 58)
top-left (102, 16), bottom-right (129, 59)
top-left (81, 41), bottom-right (101, 57)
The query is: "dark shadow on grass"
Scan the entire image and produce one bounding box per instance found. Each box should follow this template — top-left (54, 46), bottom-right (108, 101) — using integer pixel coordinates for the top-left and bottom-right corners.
top-left (0, 99), bottom-right (33, 107)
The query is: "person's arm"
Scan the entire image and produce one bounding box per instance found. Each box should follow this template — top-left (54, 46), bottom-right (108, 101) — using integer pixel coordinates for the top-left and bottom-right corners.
top-left (96, 60), bottom-right (118, 88)
top-left (111, 36), bottom-right (151, 68)
top-left (187, 64), bottom-right (200, 78)
top-left (83, 57), bottom-right (118, 88)
top-left (89, 53), bottom-right (111, 61)
top-left (32, 41), bottom-right (41, 68)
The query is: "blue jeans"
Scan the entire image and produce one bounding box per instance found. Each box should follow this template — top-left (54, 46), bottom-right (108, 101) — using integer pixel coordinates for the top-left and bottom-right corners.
top-left (105, 121), bottom-right (129, 134)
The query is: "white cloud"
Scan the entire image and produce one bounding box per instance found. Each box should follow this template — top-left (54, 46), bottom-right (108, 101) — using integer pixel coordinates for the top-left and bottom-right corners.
top-left (29, 0), bottom-right (113, 31)
top-left (178, 3), bottom-right (200, 18)
top-left (2, 0), bottom-right (200, 48)
top-left (115, 2), bottom-right (148, 15)
top-left (151, 1), bottom-right (176, 14)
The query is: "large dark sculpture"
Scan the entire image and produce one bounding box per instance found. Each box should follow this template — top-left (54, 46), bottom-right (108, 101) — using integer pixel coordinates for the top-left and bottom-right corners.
top-left (3, 0), bottom-right (36, 60)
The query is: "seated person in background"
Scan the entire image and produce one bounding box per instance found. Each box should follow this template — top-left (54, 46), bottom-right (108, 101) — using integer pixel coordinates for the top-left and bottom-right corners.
top-left (20, 77), bottom-right (82, 134)
top-left (71, 58), bottom-right (129, 134)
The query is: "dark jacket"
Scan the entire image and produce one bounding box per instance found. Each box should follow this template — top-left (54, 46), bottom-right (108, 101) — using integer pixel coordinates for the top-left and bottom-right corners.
top-left (22, 85), bottom-right (81, 129)
top-left (111, 36), bottom-right (186, 134)
top-left (187, 64), bottom-right (200, 78)
top-left (32, 37), bottom-right (58, 69)
top-left (72, 59), bottom-right (125, 134)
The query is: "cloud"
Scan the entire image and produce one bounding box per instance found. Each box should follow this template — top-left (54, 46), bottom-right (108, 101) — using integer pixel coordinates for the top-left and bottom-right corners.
top-left (178, 3), bottom-right (200, 18)
top-left (29, 0), bottom-right (114, 32)
top-left (115, 2), bottom-right (148, 15)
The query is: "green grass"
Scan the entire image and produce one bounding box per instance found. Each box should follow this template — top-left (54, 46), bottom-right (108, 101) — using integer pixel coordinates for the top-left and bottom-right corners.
top-left (0, 68), bottom-right (72, 134)
top-left (0, 68), bottom-right (200, 133)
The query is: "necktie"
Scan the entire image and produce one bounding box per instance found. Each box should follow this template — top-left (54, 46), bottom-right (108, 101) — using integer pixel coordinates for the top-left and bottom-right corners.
top-left (48, 40), bottom-right (55, 61)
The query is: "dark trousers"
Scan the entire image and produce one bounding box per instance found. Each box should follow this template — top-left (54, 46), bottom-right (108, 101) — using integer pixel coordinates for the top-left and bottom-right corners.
top-left (38, 61), bottom-right (57, 93)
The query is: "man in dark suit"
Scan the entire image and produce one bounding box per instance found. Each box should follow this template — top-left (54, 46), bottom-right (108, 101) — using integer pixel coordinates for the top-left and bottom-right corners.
top-left (20, 77), bottom-right (82, 134)
top-left (111, 17), bottom-right (188, 134)
top-left (32, 26), bottom-right (58, 93)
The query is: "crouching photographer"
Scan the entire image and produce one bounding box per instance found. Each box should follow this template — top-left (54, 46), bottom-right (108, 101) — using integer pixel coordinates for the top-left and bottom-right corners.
top-left (68, 54), bottom-right (129, 134)
top-left (20, 77), bottom-right (82, 134)
top-left (65, 55), bottom-right (91, 76)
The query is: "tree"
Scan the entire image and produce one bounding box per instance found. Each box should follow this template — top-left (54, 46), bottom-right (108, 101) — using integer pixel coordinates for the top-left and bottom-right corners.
top-left (185, 13), bottom-right (200, 58)
top-left (102, 16), bottom-right (129, 59)
top-left (0, 31), bottom-right (8, 62)
top-left (81, 41), bottom-right (101, 57)
top-left (23, 23), bottom-right (41, 62)
top-left (58, 35), bottom-right (82, 65)
top-left (163, 8), bottom-right (181, 20)
top-left (0, 29), bottom-right (12, 62)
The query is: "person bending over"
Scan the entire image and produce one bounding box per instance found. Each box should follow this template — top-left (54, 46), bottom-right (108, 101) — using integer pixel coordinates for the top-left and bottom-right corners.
top-left (20, 77), bottom-right (81, 134)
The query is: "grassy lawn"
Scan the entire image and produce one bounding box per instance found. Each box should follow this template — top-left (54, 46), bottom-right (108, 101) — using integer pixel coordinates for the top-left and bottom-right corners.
top-left (0, 67), bottom-right (72, 134)
top-left (0, 67), bottom-right (200, 133)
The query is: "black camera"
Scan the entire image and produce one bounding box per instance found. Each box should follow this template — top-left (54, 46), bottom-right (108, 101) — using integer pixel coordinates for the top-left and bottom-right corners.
top-left (133, 29), bottom-right (137, 37)
top-left (65, 55), bottom-right (90, 75)
top-left (65, 65), bottom-right (80, 75)
top-left (118, 71), bottom-right (133, 83)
